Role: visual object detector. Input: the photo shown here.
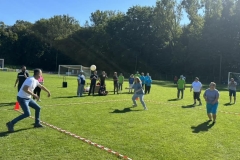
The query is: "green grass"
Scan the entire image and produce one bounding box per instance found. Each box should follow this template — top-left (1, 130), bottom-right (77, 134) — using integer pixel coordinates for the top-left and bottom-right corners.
top-left (1, 71), bottom-right (240, 160)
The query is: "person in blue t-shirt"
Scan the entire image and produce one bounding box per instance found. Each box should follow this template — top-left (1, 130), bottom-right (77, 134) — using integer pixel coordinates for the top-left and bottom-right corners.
top-left (128, 74), bottom-right (134, 93)
top-left (140, 72), bottom-right (145, 87)
top-left (131, 77), bottom-right (147, 110)
top-left (145, 73), bottom-right (152, 94)
top-left (88, 71), bottom-right (98, 96)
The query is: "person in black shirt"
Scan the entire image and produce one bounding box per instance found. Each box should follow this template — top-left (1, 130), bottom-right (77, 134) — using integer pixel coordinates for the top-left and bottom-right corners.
top-left (113, 72), bottom-right (118, 94)
top-left (88, 71), bottom-right (98, 95)
top-left (14, 66), bottom-right (29, 91)
top-left (99, 71), bottom-right (108, 86)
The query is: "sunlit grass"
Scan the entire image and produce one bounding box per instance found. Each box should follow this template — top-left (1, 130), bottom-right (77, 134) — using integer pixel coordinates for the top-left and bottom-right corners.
top-left (0, 71), bottom-right (240, 160)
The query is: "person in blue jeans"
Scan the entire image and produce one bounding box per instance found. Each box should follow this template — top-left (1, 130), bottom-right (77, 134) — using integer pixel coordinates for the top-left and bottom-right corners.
top-left (203, 82), bottom-right (219, 124)
top-left (131, 77), bottom-right (148, 110)
top-left (6, 69), bottom-right (51, 132)
top-left (140, 72), bottom-right (145, 87)
top-left (128, 74), bottom-right (134, 93)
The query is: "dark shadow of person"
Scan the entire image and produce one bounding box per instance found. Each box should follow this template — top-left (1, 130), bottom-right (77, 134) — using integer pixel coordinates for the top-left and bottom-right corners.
top-left (0, 127), bottom-right (33, 137)
top-left (182, 104), bottom-right (195, 108)
top-left (224, 103), bottom-right (233, 106)
top-left (110, 107), bottom-right (141, 113)
top-left (0, 102), bottom-right (16, 107)
top-left (191, 121), bottom-right (215, 133)
top-left (168, 98), bottom-right (179, 101)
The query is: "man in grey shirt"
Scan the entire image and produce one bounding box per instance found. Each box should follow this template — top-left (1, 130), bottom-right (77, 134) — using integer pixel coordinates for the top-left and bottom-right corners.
top-left (228, 78), bottom-right (237, 104)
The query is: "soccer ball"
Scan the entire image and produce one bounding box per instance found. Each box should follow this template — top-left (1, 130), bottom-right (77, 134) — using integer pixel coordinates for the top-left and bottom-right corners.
top-left (90, 65), bottom-right (96, 71)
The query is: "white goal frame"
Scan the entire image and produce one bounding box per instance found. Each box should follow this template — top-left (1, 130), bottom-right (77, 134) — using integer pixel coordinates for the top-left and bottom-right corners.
top-left (228, 72), bottom-right (240, 84)
top-left (0, 59), bottom-right (4, 68)
top-left (58, 65), bottom-right (91, 77)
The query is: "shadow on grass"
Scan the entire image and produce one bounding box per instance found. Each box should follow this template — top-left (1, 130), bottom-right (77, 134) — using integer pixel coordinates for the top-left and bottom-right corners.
top-left (0, 127), bottom-right (33, 137)
top-left (0, 102), bottom-right (16, 107)
top-left (224, 102), bottom-right (233, 106)
top-left (191, 121), bottom-right (215, 133)
top-left (168, 98), bottom-right (180, 101)
top-left (110, 107), bottom-right (141, 113)
top-left (182, 104), bottom-right (195, 108)
top-left (53, 96), bottom-right (78, 99)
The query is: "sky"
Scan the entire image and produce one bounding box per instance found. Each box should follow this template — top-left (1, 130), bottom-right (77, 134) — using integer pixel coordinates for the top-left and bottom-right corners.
top-left (0, 0), bottom-right (189, 26)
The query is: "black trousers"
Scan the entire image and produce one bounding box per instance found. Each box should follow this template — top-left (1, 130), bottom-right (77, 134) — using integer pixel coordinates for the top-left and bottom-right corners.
top-left (100, 81), bottom-right (105, 87)
top-left (114, 83), bottom-right (118, 94)
top-left (89, 83), bottom-right (96, 95)
top-left (145, 85), bottom-right (151, 94)
top-left (177, 89), bottom-right (184, 99)
top-left (193, 92), bottom-right (201, 101)
top-left (34, 86), bottom-right (42, 98)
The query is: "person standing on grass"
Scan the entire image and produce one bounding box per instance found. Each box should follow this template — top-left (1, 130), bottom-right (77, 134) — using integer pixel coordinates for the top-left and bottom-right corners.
top-left (88, 71), bottom-right (98, 96)
top-left (145, 73), bottom-right (152, 94)
top-left (14, 65), bottom-right (29, 91)
top-left (113, 72), bottom-right (119, 94)
top-left (177, 75), bottom-right (185, 99)
top-left (203, 82), bottom-right (219, 124)
top-left (132, 77), bottom-right (147, 110)
top-left (228, 78), bottom-right (237, 104)
top-left (77, 71), bottom-right (85, 97)
top-left (118, 73), bottom-right (124, 91)
top-left (129, 74), bottom-right (134, 93)
top-left (190, 77), bottom-right (202, 106)
top-left (99, 71), bottom-right (108, 86)
top-left (140, 72), bottom-right (145, 87)
top-left (6, 69), bottom-right (51, 133)
top-left (174, 76), bottom-right (178, 84)
top-left (33, 75), bottom-right (44, 101)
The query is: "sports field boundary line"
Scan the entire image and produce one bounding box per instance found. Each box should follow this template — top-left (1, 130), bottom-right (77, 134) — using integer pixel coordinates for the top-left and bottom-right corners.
top-left (14, 109), bottom-right (133, 160)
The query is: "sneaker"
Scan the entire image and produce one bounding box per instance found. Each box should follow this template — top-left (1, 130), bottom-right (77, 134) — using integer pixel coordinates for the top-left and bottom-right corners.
top-left (38, 99), bottom-right (41, 102)
top-left (144, 107), bottom-right (148, 110)
top-left (34, 123), bottom-right (44, 128)
top-left (199, 103), bottom-right (202, 106)
top-left (132, 104), bottom-right (137, 107)
top-left (6, 122), bottom-right (14, 132)
top-left (193, 103), bottom-right (196, 106)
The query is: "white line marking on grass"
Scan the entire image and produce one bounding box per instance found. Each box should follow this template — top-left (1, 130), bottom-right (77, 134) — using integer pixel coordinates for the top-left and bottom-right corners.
top-left (14, 110), bottom-right (133, 160)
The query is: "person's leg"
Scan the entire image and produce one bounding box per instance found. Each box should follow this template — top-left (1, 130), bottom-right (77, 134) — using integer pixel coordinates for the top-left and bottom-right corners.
top-left (132, 94), bottom-right (138, 106)
top-left (116, 84), bottom-right (119, 94)
top-left (28, 99), bottom-right (41, 125)
top-left (80, 84), bottom-right (84, 96)
top-left (88, 84), bottom-right (93, 95)
top-left (114, 84), bottom-right (116, 94)
top-left (212, 103), bottom-right (218, 123)
top-left (92, 84), bottom-right (96, 95)
top-left (197, 92), bottom-right (202, 105)
top-left (206, 103), bottom-right (212, 121)
top-left (148, 86), bottom-right (151, 94)
top-left (181, 89), bottom-right (184, 99)
top-left (38, 87), bottom-right (42, 98)
top-left (139, 94), bottom-right (147, 110)
top-left (233, 91), bottom-right (236, 104)
top-left (77, 85), bottom-right (80, 96)
top-left (33, 87), bottom-right (37, 99)
top-left (177, 89), bottom-right (180, 99)
top-left (11, 97), bottom-right (31, 125)
top-left (193, 92), bottom-right (197, 105)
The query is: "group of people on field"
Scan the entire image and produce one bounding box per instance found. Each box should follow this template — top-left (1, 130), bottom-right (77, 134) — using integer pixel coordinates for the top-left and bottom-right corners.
top-left (175, 75), bottom-right (237, 124)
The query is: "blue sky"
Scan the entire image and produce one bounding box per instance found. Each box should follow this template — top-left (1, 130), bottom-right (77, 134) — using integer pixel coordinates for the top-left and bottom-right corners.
top-left (0, 0), bottom-right (189, 26)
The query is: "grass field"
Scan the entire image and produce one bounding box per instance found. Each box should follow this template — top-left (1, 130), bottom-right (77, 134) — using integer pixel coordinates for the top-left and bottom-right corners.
top-left (1, 71), bottom-right (240, 160)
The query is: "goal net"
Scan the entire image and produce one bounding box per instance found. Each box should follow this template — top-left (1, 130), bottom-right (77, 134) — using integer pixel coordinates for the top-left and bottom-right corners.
top-left (228, 72), bottom-right (240, 84)
top-left (58, 65), bottom-right (91, 77)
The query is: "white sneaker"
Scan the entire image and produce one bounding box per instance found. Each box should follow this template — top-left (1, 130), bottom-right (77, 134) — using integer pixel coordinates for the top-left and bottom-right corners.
top-left (144, 107), bottom-right (148, 110)
top-left (132, 104), bottom-right (137, 107)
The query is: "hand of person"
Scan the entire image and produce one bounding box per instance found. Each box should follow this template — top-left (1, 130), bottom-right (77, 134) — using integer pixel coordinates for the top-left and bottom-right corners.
top-left (47, 92), bottom-right (51, 97)
top-left (32, 94), bottom-right (39, 101)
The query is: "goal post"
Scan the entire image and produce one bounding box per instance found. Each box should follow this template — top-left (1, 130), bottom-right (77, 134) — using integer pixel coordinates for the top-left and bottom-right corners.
top-left (0, 59), bottom-right (4, 68)
top-left (228, 72), bottom-right (240, 84)
top-left (58, 65), bottom-right (91, 77)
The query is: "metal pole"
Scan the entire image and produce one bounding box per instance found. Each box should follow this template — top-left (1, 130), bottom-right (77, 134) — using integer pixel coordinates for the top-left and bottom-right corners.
top-left (219, 54), bottom-right (222, 84)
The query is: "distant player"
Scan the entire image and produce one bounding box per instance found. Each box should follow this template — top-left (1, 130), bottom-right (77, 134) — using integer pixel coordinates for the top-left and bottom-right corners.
top-left (177, 75), bottom-right (185, 99)
top-left (99, 71), bottom-right (107, 86)
top-left (113, 72), bottom-right (118, 94)
top-left (190, 77), bottom-right (202, 106)
top-left (228, 78), bottom-right (237, 104)
top-left (140, 72), bottom-right (145, 87)
top-left (77, 71), bottom-right (85, 97)
top-left (131, 77), bottom-right (147, 110)
top-left (88, 71), bottom-right (98, 96)
top-left (14, 65), bottom-right (29, 91)
top-left (118, 73), bottom-right (124, 91)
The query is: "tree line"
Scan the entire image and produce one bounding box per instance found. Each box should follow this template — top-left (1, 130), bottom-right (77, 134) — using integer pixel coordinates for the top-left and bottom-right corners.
top-left (0, 0), bottom-right (240, 82)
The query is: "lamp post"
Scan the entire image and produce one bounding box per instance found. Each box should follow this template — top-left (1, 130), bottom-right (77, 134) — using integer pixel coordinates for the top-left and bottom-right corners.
top-left (219, 54), bottom-right (222, 84)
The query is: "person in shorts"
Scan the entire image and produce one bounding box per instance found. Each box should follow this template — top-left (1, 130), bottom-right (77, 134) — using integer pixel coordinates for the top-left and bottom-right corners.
top-left (228, 78), bottom-right (237, 104)
top-left (203, 82), bottom-right (219, 124)
top-left (190, 77), bottom-right (202, 106)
